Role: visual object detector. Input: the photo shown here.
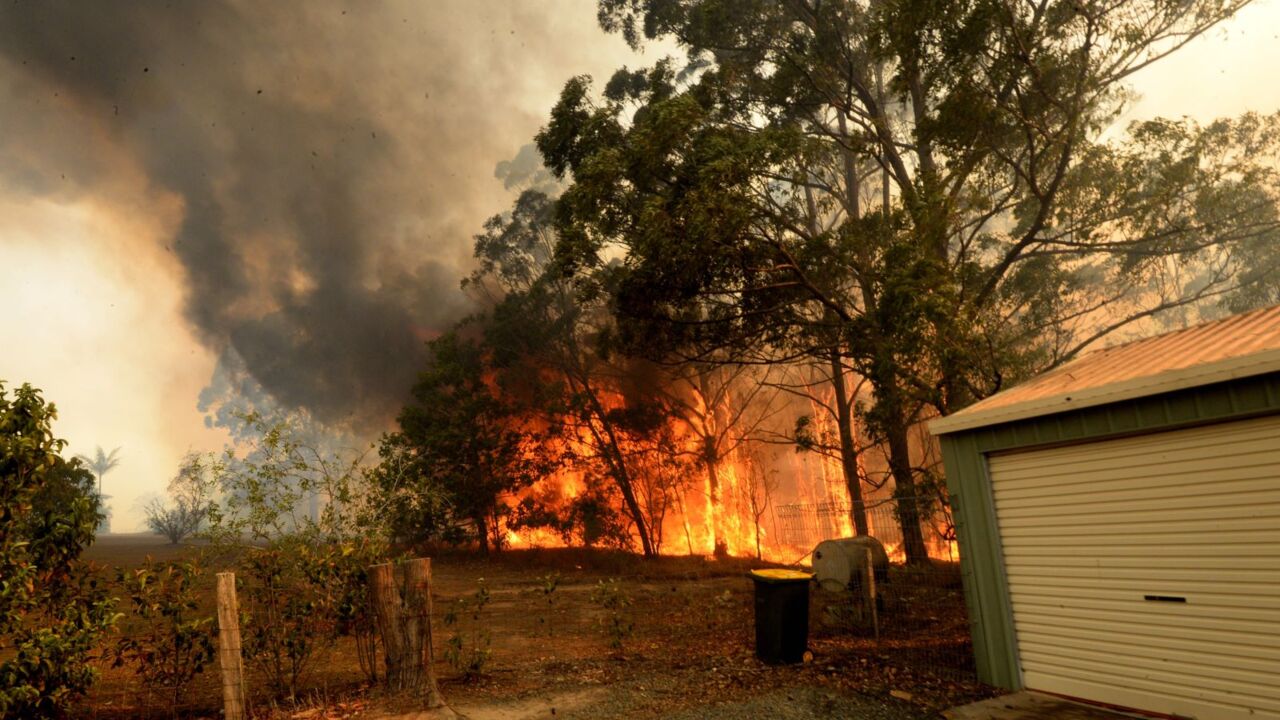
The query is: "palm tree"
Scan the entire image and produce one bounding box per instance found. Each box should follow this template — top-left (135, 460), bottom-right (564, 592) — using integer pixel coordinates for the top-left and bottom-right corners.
top-left (76, 446), bottom-right (121, 497)
top-left (76, 446), bottom-right (120, 534)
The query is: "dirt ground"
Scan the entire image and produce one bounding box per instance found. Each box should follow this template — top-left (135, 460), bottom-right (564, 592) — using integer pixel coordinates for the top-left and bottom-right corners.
top-left (75, 534), bottom-right (995, 719)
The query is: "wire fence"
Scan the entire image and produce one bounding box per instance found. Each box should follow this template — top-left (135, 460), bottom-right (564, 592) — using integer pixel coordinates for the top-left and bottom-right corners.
top-left (775, 496), bottom-right (976, 681)
top-left (69, 497), bottom-right (976, 718)
top-left (775, 495), bottom-right (958, 563)
top-left (69, 569), bottom-right (374, 720)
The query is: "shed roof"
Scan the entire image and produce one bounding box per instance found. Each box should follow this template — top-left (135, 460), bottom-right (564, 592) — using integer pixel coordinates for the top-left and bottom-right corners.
top-left (930, 304), bottom-right (1280, 435)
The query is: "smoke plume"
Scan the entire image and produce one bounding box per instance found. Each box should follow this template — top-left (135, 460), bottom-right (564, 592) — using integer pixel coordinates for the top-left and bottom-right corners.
top-left (0, 0), bottom-right (605, 427)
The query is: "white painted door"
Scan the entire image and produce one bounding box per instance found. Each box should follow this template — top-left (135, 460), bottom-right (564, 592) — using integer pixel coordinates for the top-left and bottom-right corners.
top-left (988, 414), bottom-right (1280, 720)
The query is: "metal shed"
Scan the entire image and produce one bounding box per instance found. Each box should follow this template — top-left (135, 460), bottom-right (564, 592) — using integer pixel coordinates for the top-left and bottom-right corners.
top-left (932, 305), bottom-right (1280, 720)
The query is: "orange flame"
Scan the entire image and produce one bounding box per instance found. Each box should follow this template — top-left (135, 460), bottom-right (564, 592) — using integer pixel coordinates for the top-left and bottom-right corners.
top-left (500, 376), bottom-right (960, 565)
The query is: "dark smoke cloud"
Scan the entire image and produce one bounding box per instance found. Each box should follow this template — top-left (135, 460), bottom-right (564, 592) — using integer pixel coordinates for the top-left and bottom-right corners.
top-left (0, 0), bottom-right (610, 428)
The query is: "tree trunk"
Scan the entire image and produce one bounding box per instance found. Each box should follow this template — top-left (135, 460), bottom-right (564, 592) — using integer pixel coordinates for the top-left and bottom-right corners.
top-left (830, 349), bottom-right (870, 536)
top-left (371, 560), bottom-right (455, 715)
top-left (754, 513), bottom-right (763, 561)
top-left (695, 368), bottom-right (728, 557)
top-left (474, 514), bottom-right (491, 555)
top-left (813, 113), bottom-right (869, 536)
top-left (579, 382), bottom-right (656, 557)
top-left (677, 490), bottom-right (695, 555)
top-left (884, 417), bottom-right (929, 564)
top-left (703, 451), bottom-right (728, 558)
top-left (612, 458), bottom-right (655, 557)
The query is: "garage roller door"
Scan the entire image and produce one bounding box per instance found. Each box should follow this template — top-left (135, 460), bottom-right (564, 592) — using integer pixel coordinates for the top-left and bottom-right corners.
top-left (987, 414), bottom-right (1280, 720)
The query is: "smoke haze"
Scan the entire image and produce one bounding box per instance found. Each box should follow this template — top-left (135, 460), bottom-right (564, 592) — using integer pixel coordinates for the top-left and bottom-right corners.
top-left (0, 0), bottom-right (638, 427)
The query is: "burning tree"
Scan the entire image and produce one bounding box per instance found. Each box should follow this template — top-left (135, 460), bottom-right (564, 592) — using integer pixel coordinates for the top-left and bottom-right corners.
top-left (387, 329), bottom-right (559, 553)
top-left (655, 362), bottom-right (786, 557)
top-left (464, 190), bottom-right (678, 557)
top-left (537, 0), bottom-right (1280, 562)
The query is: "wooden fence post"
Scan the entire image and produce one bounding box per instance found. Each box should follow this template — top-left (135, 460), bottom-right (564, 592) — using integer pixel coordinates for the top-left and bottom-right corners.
top-left (216, 572), bottom-right (246, 720)
top-left (369, 562), bottom-right (405, 689)
top-left (369, 558), bottom-right (454, 715)
top-left (404, 558), bottom-right (445, 708)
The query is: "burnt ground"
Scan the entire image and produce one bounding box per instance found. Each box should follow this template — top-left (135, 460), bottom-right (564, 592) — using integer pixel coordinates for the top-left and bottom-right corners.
top-left (76, 535), bottom-right (997, 719)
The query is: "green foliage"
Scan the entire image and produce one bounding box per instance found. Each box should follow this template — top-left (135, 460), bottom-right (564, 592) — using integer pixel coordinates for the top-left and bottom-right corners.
top-left (198, 412), bottom-right (370, 544)
top-left (564, 0), bottom-right (1280, 400)
top-left (144, 455), bottom-right (210, 544)
top-left (0, 382), bottom-right (118, 719)
top-left (590, 578), bottom-right (634, 653)
top-left (193, 410), bottom-right (388, 548)
top-left (464, 188), bottom-right (683, 558)
top-left (367, 434), bottom-right (458, 547)
top-left (112, 559), bottom-right (216, 716)
top-left (382, 329), bottom-right (561, 553)
top-left (442, 579), bottom-right (493, 678)
top-left (533, 0), bottom-right (1278, 564)
top-left (189, 410), bottom-right (390, 700)
top-left (239, 544), bottom-right (320, 700)
top-left (235, 537), bottom-right (386, 699)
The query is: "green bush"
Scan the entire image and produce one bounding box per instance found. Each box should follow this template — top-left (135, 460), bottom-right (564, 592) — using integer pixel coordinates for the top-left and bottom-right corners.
top-left (237, 536), bottom-right (386, 701)
top-left (112, 559), bottom-right (216, 716)
top-left (0, 382), bottom-right (118, 718)
top-left (187, 411), bottom-right (390, 700)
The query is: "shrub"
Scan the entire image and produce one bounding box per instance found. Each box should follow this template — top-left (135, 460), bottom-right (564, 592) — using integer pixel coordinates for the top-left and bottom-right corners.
top-left (144, 498), bottom-right (205, 545)
top-left (189, 411), bottom-right (391, 700)
top-left (510, 489), bottom-right (633, 550)
top-left (239, 544), bottom-right (328, 702)
top-left (536, 572), bottom-right (560, 638)
top-left (112, 559), bottom-right (216, 716)
top-left (144, 454), bottom-right (210, 545)
top-left (323, 541), bottom-right (382, 685)
top-left (442, 578), bottom-right (492, 678)
top-left (0, 382), bottom-right (118, 717)
top-left (590, 578), bottom-right (634, 653)
top-left (237, 536), bottom-right (386, 701)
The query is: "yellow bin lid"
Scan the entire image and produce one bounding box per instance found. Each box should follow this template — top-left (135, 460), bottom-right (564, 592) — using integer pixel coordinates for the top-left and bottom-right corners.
top-left (749, 568), bottom-right (814, 584)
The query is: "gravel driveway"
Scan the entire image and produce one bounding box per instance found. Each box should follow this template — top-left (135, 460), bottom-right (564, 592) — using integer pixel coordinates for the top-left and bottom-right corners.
top-left (652, 686), bottom-right (932, 720)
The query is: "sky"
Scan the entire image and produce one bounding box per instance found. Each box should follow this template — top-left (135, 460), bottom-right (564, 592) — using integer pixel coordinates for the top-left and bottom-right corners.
top-left (1, 0), bottom-right (1279, 532)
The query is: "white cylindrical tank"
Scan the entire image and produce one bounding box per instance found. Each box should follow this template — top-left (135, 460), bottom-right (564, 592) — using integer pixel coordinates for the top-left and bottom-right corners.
top-left (812, 537), bottom-right (889, 592)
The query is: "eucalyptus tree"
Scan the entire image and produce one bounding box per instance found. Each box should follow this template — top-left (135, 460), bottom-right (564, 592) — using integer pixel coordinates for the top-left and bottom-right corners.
top-left (537, 0), bottom-right (1280, 562)
top-left (657, 362), bottom-right (785, 557)
top-left (468, 190), bottom-right (672, 557)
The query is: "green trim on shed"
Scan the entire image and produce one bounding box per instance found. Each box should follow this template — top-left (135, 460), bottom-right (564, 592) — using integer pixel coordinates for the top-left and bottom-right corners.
top-left (938, 371), bottom-right (1280, 689)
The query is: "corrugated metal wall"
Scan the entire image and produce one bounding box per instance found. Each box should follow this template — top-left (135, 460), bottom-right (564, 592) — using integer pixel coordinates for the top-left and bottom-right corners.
top-left (987, 415), bottom-right (1280, 720)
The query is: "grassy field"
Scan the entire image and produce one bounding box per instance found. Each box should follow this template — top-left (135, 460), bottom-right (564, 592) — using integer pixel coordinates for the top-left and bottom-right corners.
top-left (73, 534), bottom-right (992, 719)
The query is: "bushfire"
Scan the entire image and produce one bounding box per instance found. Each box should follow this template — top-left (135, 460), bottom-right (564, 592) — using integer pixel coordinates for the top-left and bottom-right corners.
top-left (501, 375), bottom-right (959, 564)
